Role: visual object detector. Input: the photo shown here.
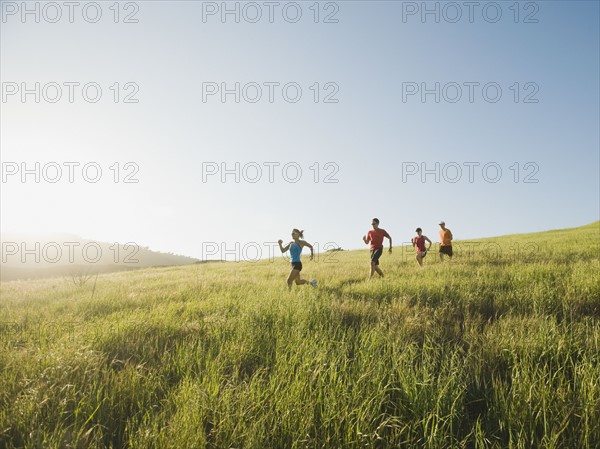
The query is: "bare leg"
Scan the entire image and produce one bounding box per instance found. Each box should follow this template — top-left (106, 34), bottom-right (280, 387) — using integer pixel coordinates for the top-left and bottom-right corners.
top-left (370, 262), bottom-right (383, 278)
top-left (416, 254), bottom-right (423, 266)
top-left (287, 269), bottom-right (300, 290)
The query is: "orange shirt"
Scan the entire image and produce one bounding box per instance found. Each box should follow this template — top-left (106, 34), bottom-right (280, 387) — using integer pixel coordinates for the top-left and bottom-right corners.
top-left (439, 228), bottom-right (452, 246)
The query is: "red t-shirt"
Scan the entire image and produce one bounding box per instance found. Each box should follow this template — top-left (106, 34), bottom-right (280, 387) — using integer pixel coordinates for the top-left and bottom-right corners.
top-left (414, 235), bottom-right (426, 252)
top-left (367, 228), bottom-right (390, 250)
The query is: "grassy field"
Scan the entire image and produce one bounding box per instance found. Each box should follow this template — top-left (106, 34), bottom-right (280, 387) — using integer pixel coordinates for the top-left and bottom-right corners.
top-left (1, 222), bottom-right (599, 449)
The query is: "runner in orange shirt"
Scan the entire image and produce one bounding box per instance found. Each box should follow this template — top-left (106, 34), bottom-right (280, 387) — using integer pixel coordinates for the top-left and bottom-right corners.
top-left (363, 218), bottom-right (392, 279)
top-left (438, 221), bottom-right (453, 261)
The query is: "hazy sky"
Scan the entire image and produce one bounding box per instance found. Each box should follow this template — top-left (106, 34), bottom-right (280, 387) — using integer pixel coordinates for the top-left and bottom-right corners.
top-left (1, 1), bottom-right (599, 260)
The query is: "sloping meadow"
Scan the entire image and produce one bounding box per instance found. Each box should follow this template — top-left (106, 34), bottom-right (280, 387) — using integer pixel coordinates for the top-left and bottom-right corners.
top-left (1, 223), bottom-right (598, 448)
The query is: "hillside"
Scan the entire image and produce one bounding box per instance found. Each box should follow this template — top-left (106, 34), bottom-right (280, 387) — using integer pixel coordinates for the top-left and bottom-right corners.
top-left (0, 223), bottom-right (598, 448)
top-left (0, 234), bottom-right (200, 281)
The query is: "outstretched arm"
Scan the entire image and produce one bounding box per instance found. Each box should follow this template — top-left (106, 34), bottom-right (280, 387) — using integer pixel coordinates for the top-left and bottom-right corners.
top-left (425, 236), bottom-right (432, 250)
top-left (301, 241), bottom-right (314, 260)
top-left (278, 239), bottom-right (290, 253)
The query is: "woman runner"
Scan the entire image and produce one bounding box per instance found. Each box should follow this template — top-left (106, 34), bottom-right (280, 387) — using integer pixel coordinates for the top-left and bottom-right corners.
top-left (278, 229), bottom-right (317, 290)
top-left (412, 227), bottom-right (432, 267)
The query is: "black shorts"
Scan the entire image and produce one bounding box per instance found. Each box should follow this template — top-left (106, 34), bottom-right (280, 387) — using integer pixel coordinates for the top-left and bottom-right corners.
top-left (291, 262), bottom-right (303, 271)
top-left (439, 245), bottom-right (453, 257)
top-left (370, 248), bottom-right (383, 265)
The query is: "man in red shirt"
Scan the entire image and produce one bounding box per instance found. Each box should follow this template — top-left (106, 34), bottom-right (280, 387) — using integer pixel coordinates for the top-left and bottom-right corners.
top-left (363, 218), bottom-right (393, 279)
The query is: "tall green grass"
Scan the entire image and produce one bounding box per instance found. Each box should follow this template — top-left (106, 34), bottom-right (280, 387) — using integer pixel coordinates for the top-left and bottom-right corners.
top-left (1, 222), bottom-right (598, 448)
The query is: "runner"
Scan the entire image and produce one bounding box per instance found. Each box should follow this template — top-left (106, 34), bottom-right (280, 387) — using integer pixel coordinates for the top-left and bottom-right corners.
top-left (278, 229), bottom-right (317, 291)
top-left (362, 218), bottom-right (392, 279)
top-left (438, 221), bottom-right (453, 261)
top-left (412, 227), bottom-right (432, 267)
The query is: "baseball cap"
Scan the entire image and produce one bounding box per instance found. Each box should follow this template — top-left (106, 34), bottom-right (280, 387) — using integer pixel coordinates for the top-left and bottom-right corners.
top-left (439, 221), bottom-right (445, 225)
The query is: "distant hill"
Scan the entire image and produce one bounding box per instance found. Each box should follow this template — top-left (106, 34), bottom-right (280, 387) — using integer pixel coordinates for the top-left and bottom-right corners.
top-left (0, 234), bottom-right (199, 281)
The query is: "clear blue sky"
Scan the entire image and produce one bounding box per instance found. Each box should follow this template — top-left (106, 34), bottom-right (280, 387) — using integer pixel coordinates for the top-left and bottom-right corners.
top-left (1, 1), bottom-right (598, 260)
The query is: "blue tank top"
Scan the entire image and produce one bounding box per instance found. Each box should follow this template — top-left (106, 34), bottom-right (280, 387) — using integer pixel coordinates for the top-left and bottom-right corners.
top-left (290, 242), bottom-right (302, 262)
